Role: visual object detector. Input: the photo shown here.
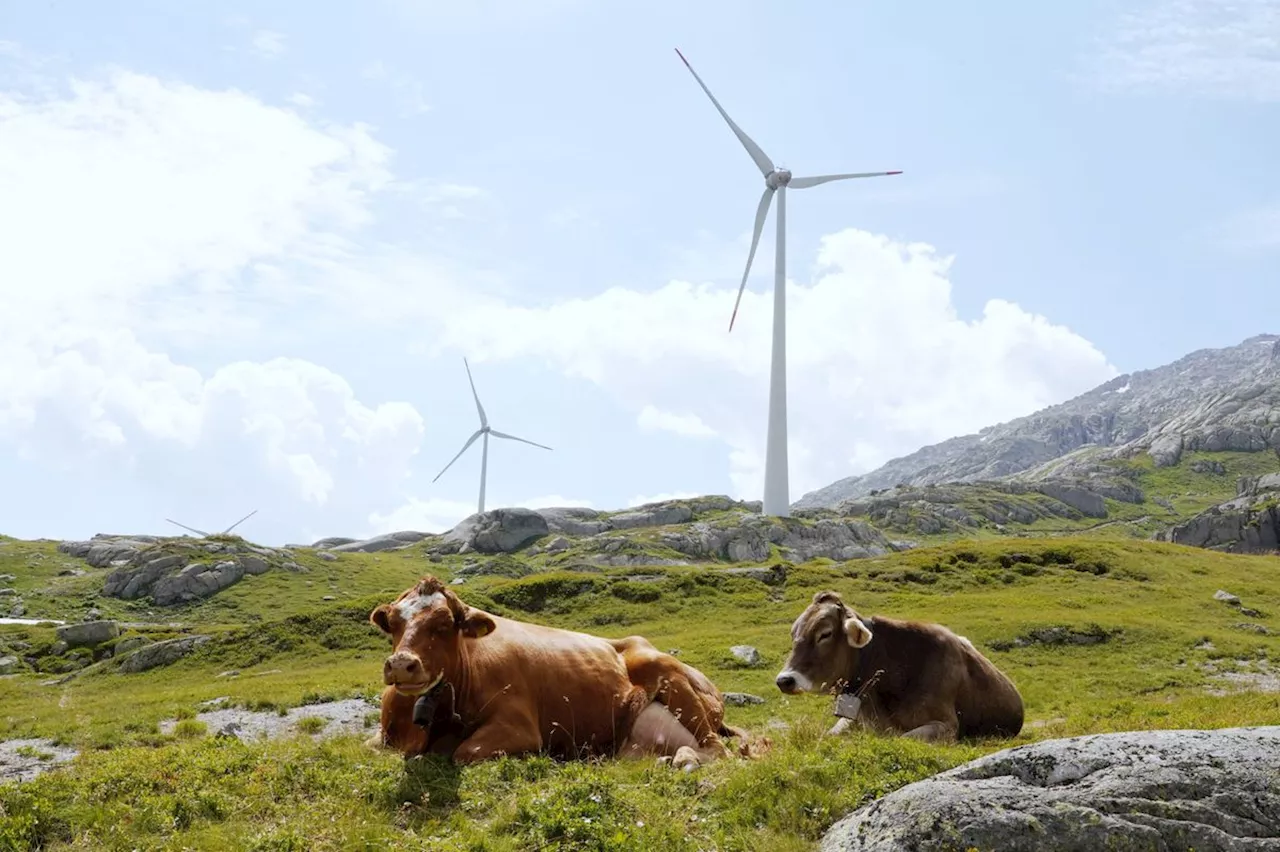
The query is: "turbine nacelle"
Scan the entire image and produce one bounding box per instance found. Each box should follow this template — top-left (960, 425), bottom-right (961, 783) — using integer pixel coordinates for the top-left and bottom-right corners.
top-left (765, 168), bottom-right (792, 190)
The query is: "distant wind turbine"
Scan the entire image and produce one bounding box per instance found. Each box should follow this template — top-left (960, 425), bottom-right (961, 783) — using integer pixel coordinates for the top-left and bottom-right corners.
top-left (432, 358), bottom-right (552, 514)
top-left (164, 509), bottom-right (258, 538)
top-left (674, 48), bottom-right (903, 518)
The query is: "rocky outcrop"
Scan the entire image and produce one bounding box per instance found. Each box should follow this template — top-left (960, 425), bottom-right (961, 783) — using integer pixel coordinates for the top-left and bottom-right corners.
top-left (804, 476), bottom-right (1128, 537)
top-left (119, 635), bottom-right (211, 673)
top-left (1155, 473), bottom-right (1280, 553)
top-left (798, 333), bottom-right (1280, 508)
top-left (820, 725), bottom-right (1280, 852)
top-left (58, 534), bottom-right (302, 607)
top-left (55, 621), bottom-right (118, 648)
top-left (657, 516), bottom-right (899, 562)
top-left (432, 508), bottom-right (551, 555)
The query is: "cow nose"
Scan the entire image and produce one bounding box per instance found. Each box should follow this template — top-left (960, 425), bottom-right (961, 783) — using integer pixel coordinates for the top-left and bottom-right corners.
top-left (775, 673), bottom-right (796, 693)
top-left (383, 651), bottom-right (423, 685)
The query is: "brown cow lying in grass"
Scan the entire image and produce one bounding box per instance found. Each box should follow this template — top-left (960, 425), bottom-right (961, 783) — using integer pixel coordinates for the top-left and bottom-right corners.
top-left (775, 591), bottom-right (1024, 743)
top-left (369, 576), bottom-right (755, 770)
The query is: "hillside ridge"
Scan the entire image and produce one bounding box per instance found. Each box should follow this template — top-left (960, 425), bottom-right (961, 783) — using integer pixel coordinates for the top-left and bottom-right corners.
top-left (795, 333), bottom-right (1280, 509)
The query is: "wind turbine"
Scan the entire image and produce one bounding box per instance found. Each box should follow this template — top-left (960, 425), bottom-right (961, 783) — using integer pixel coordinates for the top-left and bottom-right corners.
top-left (432, 358), bottom-right (553, 514)
top-left (164, 509), bottom-right (258, 538)
top-left (674, 48), bottom-right (902, 518)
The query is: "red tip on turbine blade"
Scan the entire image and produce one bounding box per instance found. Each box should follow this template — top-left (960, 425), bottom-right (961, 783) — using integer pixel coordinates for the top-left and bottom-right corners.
top-left (887, 170), bottom-right (903, 175)
top-left (728, 307), bottom-right (739, 333)
top-left (674, 47), bottom-right (691, 67)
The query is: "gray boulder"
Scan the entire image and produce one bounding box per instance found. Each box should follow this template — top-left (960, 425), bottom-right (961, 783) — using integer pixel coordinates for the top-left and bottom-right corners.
top-left (310, 536), bottom-right (358, 549)
top-left (435, 509), bottom-right (549, 554)
top-left (152, 560), bottom-right (244, 606)
top-left (539, 507), bottom-right (610, 537)
top-left (609, 505), bottom-right (694, 529)
top-left (55, 620), bottom-right (119, 648)
top-left (119, 636), bottom-right (211, 673)
top-left (820, 725), bottom-right (1280, 852)
top-left (0, 656), bottom-right (19, 675)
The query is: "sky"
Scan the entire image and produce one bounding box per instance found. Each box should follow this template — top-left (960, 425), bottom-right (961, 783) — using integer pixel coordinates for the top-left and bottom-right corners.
top-left (1, 0), bottom-right (1276, 546)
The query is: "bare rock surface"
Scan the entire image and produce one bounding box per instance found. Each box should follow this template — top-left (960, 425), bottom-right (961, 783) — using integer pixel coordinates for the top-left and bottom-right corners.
top-left (158, 698), bottom-right (377, 742)
top-left (1155, 473), bottom-right (1280, 554)
top-left (118, 635), bottom-right (211, 673)
top-left (820, 725), bottom-right (1280, 852)
top-left (0, 738), bottom-right (79, 783)
top-left (57, 534), bottom-right (303, 607)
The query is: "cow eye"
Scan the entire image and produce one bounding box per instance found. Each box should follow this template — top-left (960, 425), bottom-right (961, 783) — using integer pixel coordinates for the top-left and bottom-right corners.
top-left (817, 630), bottom-right (833, 643)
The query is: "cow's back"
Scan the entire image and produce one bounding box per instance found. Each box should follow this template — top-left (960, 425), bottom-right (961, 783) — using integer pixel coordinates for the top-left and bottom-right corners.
top-left (951, 634), bottom-right (1024, 738)
top-left (471, 617), bottom-right (644, 757)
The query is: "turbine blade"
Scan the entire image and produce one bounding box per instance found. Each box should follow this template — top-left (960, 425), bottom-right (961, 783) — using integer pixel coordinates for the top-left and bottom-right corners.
top-left (789, 170), bottom-right (903, 190)
top-left (463, 358), bottom-right (488, 428)
top-left (165, 518), bottom-right (210, 537)
top-left (730, 186), bottom-right (774, 332)
top-left (222, 509), bottom-right (258, 535)
top-left (432, 429), bottom-right (483, 482)
top-left (675, 48), bottom-right (774, 177)
top-left (489, 429), bottom-right (553, 451)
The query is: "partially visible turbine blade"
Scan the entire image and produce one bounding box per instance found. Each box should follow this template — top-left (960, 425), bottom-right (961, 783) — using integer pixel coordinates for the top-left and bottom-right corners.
top-left (463, 358), bottom-right (488, 428)
top-left (222, 509), bottom-right (258, 535)
top-left (165, 518), bottom-right (210, 537)
top-left (675, 48), bottom-right (774, 177)
top-left (432, 429), bottom-right (483, 482)
top-left (730, 186), bottom-right (775, 332)
top-left (789, 170), bottom-right (903, 190)
top-left (489, 429), bottom-right (552, 451)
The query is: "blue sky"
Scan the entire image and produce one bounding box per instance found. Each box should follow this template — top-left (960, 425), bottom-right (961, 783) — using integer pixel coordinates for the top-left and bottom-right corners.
top-left (1, 0), bottom-right (1276, 545)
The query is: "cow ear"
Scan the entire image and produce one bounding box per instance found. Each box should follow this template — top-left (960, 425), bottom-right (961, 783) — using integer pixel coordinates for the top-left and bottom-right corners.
top-left (370, 605), bottom-right (393, 635)
top-left (843, 616), bottom-right (872, 649)
top-left (460, 608), bottom-right (496, 639)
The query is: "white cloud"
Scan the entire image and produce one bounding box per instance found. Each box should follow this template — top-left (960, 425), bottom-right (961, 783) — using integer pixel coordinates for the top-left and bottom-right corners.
top-left (250, 30), bottom-right (287, 59)
top-left (288, 92), bottom-right (317, 108)
top-left (636, 405), bottom-right (717, 439)
top-left (429, 229), bottom-right (1118, 500)
top-left (367, 494), bottom-right (592, 535)
top-left (1081, 0), bottom-right (1280, 101)
top-left (0, 64), bottom-right (422, 543)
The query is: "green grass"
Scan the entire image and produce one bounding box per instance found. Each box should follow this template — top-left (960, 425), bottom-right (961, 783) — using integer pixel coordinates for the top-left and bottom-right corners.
top-left (1, 534), bottom-right (1278, 850)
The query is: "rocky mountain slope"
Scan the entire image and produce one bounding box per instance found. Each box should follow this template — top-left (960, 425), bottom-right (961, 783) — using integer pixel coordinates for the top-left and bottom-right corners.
top-left (796, 334), bottom-right (1280, 509)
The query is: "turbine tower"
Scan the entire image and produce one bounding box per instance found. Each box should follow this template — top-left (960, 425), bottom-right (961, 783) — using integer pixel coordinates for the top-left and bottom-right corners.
top-left (432, 358), bottom-right (552, 514)
top-left (674, 48), bottom-right (902, 518)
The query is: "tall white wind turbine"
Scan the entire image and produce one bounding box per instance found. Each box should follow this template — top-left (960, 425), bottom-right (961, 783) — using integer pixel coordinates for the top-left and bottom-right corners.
top-left (675, 48), bottom-right (902, 518)
top-left (432, 358), bottom-right (553, 514)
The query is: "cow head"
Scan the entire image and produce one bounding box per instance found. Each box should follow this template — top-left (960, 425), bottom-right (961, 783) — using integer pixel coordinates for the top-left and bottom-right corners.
top-left (774, 590), bottom-right (873, 695)
top-left (369, 576), bottom-right (496, 697)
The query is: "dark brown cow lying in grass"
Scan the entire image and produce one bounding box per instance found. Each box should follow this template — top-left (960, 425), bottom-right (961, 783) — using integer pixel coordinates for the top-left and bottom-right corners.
top-left (369, 576), bottom-right (751, 770)
top-left (775, 591), bottom-right (1024, 742)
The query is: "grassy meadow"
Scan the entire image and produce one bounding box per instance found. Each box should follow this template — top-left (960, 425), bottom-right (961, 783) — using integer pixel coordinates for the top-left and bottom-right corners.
top-left (1, 508), bottom-right (1279, 849)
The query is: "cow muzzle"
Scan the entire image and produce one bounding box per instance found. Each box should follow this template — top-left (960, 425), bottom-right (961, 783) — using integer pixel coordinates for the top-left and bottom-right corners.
top-left (774, 669), bottom-right (814, 695)
top-left (383, 651), bottom-right (441, 696)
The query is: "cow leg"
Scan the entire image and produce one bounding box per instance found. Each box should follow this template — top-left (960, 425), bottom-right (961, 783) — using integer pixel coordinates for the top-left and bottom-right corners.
top-left (618, 701), bottom-right (727, 772)
top-left (902, 718), bottom-right (958, 744)
top-left (451, 718), bottom-right (543, 764)
top-left (377, 686), bottom-right (429, 756)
